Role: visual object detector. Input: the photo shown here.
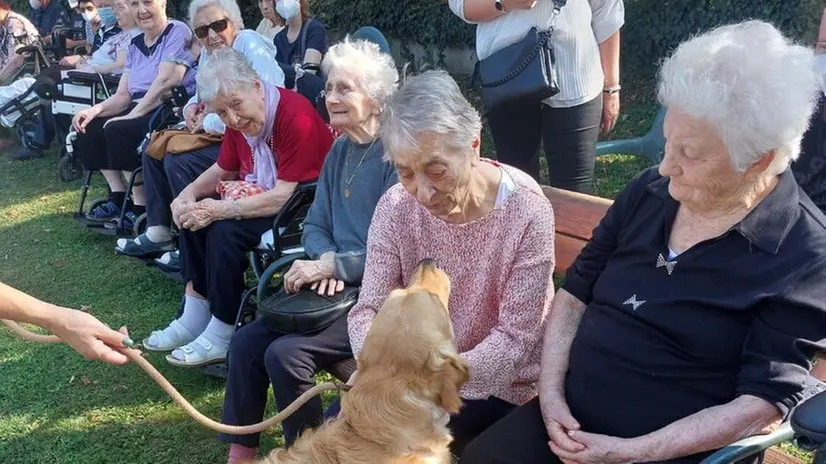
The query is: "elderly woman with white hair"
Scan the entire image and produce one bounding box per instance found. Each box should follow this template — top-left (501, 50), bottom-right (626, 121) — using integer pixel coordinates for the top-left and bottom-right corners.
top-left (217, 38), bottom-right (399, 463)
top-left (325, 69), bottom-right (557, 456)
top-left (139, 47), bottom-right (332, 368)
top-left (460, 20), bottom-right (826, 464)
top-left (116, 0), bottom-right (284, 254)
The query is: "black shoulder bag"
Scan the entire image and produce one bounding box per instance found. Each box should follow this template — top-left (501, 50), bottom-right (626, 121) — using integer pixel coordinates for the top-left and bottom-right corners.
top-left (477, 0), bottom-right (567, 113)
top-left (258, 285), bottom-right (359, 334)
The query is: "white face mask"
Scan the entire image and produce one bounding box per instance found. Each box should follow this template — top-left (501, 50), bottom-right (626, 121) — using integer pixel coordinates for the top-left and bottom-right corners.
top-left (276, 0), bottom-right (300, 21)
top-left (29, 0), bottom-right (41, 9)
top-left (82, 10), bottom-right (99, 23)
top-left (68, 0), bottom-right (78, 8)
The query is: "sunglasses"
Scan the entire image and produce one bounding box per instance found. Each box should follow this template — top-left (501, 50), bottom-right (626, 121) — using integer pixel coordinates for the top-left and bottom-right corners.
top-left (194, 18), bottom-right (229, 38)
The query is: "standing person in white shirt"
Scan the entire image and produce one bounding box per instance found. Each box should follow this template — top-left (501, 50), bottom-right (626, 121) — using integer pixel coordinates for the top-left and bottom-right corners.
top-left (448, 0), bottom-right (624, 194)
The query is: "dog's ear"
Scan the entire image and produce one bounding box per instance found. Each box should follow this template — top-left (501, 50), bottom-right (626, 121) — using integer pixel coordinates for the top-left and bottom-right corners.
top-left (430, 345), bottom-right (471, 414)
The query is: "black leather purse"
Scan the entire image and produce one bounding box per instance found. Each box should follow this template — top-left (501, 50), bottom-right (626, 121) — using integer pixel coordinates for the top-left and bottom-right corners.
top-left (477, 0), bottom-right (567, 113)
top-left (257, 285), bottom-right (359, 334)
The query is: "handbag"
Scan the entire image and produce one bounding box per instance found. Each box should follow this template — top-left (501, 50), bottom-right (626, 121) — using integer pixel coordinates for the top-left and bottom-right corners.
top-left (257, 285), bottom-right (359, 334)
top-left (476, 0), bottom-right (567, 113)
top-left (144, 128), bottom-right (223, 160)
top-left (216, 180), bottom-right (266, 200)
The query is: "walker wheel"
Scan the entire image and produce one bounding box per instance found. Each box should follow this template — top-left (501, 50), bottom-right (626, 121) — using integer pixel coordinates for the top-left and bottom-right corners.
top-left (133, 212), bottom-right (147, 237)
top-left (57, 154), bottom-right (83, 182)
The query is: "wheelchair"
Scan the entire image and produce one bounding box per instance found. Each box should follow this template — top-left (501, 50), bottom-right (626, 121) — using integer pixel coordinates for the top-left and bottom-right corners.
top-left (700, 388), bottom-right (826, 463)
top-left (198, 180), bottom-right (357, 383)
top-left (72, 87), bottom-right (190, 238)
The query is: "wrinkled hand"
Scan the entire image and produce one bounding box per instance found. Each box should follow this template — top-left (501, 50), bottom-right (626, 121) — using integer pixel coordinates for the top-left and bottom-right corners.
top-left (60, 55), bottom-right (83, 68)
top-left (601, 91), bottom-right (620, 135)
top-left (184, 104), bottom-right (205, 133)
top-left (542, 393), bottom-right (585, 456)
top-left (311, 278), bottom-right (345, 296)
top-left (178, 198), bottom-right (225, 231)
top-left (551, 431), bottom-right (636, 464)
top-left (283, 258), bottom-right (335, 293)
top-left (170, 194), bottom-right (196, 229)
top-left (43, 306), bottom-right (136, 365)
top-left (72, 107), bottom-right (100, 133)
top-left (502, 0), bottom-right (537, 10)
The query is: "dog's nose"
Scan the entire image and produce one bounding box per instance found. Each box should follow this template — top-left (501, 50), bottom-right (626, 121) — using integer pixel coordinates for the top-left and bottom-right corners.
top-left (417, 258), bottom-right (439, 269)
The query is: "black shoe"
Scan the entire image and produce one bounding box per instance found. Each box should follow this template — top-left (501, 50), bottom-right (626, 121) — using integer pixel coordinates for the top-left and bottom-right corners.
top-left (9, 146), bottom-right (44, 161)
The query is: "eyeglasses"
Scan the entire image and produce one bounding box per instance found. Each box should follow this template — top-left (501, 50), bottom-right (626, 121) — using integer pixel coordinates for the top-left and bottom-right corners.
top-left (194, 18), bottom-right (229, 38)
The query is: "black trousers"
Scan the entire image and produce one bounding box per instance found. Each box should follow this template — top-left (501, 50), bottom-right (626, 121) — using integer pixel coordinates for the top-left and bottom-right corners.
top-left (179, 216), bottom-right (274, 325)
top-left (323, 387), bottom-right (516, 456)
top-left (486, 95), bottom-right (602, 194)
top-left (460, 397), bottom-right (762, 464)
top-left (219, 315), bottom-right (353, 447)
top-left (75, 105), bottom-right (153, 171)
top-left (141, 145), bottom-right (220, 228)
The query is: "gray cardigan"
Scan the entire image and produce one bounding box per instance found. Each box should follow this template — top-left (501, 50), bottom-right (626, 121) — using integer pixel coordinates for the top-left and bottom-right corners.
top-left (301, 136), bottom-right (399, 284)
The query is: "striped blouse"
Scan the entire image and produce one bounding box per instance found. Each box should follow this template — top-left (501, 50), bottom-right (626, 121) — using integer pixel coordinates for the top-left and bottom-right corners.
top-left (449, 0), bottom-right (625, 108)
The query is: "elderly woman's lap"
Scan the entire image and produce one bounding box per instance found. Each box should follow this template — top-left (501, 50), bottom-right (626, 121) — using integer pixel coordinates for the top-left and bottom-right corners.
top-left (460, 397), bottom-right (558, 464)
top-left (75, 107), bottom-right (153, 171)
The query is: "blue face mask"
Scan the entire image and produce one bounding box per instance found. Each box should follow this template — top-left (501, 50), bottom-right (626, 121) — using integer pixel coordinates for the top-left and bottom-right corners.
top-left (97, 7), bottom-right (117, 27)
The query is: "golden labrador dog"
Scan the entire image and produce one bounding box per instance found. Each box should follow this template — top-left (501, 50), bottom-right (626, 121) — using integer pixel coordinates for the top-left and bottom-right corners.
top-left (258, 258), bottom-right (470, 464)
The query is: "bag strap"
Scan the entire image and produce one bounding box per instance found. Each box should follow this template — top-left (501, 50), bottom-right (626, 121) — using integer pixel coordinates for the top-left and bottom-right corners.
top-left (299, 18), bottom-right (314, 65)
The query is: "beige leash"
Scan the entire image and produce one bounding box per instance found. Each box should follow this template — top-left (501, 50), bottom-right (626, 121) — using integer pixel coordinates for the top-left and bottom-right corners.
top-left (2, 319), bottom-right (348, 435)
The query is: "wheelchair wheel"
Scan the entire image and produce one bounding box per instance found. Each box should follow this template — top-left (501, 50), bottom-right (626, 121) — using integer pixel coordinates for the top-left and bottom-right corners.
top-left (57, 153), bottom-right (83, 182)
top-left (132, 212), bottom-right (147, 237)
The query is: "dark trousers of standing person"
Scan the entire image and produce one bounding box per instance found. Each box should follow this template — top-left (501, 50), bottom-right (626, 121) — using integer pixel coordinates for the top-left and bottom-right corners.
top-left (323, 386), bottom-right (516, 456)
top-left (793, 96), bottom-right (826, 210)
top-left (486, 95), bottom-right (602, 194)
top-left (219, 315), bottom-right (354, 447)
top-left (141, 145), bottom-right (220, 229)
top-left (178, 216), bottom-right (275, 325)
top-left (459, 397), bottom-right (762, 464)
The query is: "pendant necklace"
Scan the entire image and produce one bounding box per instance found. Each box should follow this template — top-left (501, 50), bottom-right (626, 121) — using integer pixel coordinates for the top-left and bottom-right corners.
top-left (343, 138), bottom-right (376, 198)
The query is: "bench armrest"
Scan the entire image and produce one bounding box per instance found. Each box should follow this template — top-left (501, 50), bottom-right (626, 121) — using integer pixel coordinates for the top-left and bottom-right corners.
top-left (699, 423), bottom-right (794, 464)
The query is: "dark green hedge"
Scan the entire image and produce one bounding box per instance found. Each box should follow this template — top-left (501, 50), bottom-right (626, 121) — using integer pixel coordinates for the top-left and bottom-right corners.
top-left (15, 0), bottom-right (821, 97)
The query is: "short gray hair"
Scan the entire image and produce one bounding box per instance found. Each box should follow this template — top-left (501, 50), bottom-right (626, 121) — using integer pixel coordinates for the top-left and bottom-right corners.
top-left (381, 70), bottom-right (482, 160)
top-left (187, 0), bottom-right (244, 31)
top-left (196, 47), bottom-right (258, 103)
top-left (658, 20), bottom-right (821, 175)
top-left (322, 37), bottom-right (399, 111)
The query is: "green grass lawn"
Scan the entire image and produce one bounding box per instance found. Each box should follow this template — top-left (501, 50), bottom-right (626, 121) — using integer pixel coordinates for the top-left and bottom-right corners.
top-left (2, 101), bottom-right (803, 464)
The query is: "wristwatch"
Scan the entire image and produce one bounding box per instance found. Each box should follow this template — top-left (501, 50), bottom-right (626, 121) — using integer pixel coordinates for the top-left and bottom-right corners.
top-left (495, 0), bottom-right (506, 12)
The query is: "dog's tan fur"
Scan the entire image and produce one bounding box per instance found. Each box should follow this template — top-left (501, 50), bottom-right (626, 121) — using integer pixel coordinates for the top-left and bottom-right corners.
top-left (256, 260), bottom-right (470, 464)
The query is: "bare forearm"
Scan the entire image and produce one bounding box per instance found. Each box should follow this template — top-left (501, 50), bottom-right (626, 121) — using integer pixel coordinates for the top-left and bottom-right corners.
top-left (631, 395), bottom-right (780, 462)
top-left (539, 289), bottom-right (585, 394)
top-left (599, 31), bottom-right (620, 87)
top-left (0, 282), bottom-right (57, 328)
top-left (451, 0), bottom-right (503, 23)
top-left (233, 181), bottom-right (296, 218)
top-left (96, 92), bottom-right (132, 118)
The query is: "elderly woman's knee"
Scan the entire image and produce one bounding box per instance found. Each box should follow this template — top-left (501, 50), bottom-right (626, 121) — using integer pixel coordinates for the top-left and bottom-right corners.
top-left (263, 336), bottom-right (310, 375)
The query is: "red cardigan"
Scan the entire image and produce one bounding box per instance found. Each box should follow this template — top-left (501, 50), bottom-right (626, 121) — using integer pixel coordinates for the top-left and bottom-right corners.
top-left (217, 88), bottom-right (333, 183)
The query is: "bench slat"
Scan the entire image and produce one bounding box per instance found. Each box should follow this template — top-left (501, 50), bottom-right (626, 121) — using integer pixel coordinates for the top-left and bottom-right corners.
top-left (542, 186), bottom-right (612, 241)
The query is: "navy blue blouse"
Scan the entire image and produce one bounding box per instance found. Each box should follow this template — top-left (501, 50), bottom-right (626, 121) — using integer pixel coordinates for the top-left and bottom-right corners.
top-left (562, 167), bottom-right (826, 462)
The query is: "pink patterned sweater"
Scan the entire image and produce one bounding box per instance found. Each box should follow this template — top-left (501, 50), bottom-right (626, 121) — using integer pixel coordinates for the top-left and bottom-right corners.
top-left (347, 166), bottom-right (556, 406)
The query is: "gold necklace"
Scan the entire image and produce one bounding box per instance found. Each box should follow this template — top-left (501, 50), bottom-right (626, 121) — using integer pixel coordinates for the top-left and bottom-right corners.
top-left (343, 139), bottom-right (376, 198)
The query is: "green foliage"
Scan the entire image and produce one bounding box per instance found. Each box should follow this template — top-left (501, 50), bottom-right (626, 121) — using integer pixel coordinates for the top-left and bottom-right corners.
top-left (304, 0), bottom-right (820, 97)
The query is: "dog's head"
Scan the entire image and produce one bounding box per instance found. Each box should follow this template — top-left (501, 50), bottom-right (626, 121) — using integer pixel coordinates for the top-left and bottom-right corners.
top-left (355, 259), bottom-right (470, 416)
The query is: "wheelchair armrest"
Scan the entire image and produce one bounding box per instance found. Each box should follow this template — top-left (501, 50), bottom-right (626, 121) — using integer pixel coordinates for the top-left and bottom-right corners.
top-left (298, 180), bottom-right (318, 195)
top-left (16, 45), bottom-right (39, 55)
top-left (791, 389), bottom-right (826, 447)
top-left (698, 423), bottom-right (794, 464)
top-left (65, 71), bottom-right (121, 87)
top-left (256, 252), bottom-right (309, 303)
